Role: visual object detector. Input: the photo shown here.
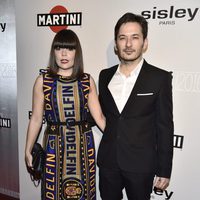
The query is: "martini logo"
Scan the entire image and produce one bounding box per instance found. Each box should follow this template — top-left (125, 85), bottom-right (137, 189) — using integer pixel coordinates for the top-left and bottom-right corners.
top-left (174, 134), bottom-right (184, 149)
top-left (0, 116), bottom-right (11, 128)
top-left (37, 5), bottom-right (82, 32)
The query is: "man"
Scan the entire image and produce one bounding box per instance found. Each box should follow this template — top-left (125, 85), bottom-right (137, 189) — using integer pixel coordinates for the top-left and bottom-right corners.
top-left (98, 13), bottom-right (174, 200)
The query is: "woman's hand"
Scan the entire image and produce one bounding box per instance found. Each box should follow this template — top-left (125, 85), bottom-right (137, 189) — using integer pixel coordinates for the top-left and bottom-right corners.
top-left (25, 151), bottom-right (33, 168)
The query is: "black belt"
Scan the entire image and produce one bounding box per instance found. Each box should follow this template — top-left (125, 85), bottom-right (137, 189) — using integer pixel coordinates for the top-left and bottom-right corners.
top-left (47, 120), bottom-right (89, 132)
top-left (47, 120), bottom-right (87, 126)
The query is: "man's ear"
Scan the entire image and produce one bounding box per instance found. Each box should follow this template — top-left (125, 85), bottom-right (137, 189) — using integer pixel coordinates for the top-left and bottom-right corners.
top-left (114, 43), bottom-right (118, 55)
top-left (143, 38), bottom-right (148, 53)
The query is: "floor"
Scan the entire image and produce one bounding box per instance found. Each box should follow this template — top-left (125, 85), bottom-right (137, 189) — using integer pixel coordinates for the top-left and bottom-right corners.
top-left (0, 194), bottom-right (19, 200)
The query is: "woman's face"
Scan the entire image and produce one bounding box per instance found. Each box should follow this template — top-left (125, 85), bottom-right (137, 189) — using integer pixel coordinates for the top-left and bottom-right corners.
top-left (54, 47), bottom-right (76, 76)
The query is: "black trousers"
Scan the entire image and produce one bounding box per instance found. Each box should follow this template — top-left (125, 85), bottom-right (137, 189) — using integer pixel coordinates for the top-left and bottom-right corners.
top-left (99, 167), bottom-right (154, 200)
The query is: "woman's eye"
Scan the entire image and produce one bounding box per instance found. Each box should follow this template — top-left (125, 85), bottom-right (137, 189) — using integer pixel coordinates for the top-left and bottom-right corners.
top-left (68, 47), bottom-right (74, 51)
top-left (55, 46), bottom-right (61, 50)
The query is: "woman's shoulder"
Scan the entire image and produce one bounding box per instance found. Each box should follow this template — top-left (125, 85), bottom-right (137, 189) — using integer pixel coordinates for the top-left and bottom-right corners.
top-left (81, 72), bottom-right (91, 80)
top-left (35, 74), bottom-right (43, 82)
top-left (33, 74), bottom-right (43, 91)
top-left (41, 68), bottom-right (57, 80)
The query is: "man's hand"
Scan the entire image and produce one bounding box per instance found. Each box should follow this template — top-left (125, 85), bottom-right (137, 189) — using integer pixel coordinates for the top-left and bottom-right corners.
top-left (154, 177), bottom-right (170, 190)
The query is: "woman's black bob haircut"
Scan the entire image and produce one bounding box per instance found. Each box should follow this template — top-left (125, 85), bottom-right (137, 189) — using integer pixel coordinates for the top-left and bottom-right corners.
top-left (48, 29), bottom-right (84, 79)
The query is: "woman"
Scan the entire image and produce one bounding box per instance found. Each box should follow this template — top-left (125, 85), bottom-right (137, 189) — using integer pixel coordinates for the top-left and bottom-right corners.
top-left (25, 29), bottom-right (105, 200)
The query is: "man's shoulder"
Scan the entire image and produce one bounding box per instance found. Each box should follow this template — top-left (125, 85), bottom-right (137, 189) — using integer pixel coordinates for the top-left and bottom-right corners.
top-left (100, 65), bottom-right (118, 76)
top-left (144, 61), bottom-right (172, 76)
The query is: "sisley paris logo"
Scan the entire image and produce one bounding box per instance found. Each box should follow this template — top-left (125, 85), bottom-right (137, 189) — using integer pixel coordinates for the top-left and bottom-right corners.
top-left (37, 5), bottom-right (82, 33)
top-left (0, 23), bottom-right (6, 32)
top-left (141, 6), bottom-right (199, 25)
top-left (152, 188), bottom-right (174, 200)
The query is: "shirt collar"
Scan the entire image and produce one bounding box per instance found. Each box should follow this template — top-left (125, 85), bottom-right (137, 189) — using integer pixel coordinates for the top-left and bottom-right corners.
top-left (116, 58), bottom-right (144, 77)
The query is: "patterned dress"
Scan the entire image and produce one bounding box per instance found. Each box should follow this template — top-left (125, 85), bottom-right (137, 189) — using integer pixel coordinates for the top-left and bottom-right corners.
top-left (42, 72), bottom-right (96, 200)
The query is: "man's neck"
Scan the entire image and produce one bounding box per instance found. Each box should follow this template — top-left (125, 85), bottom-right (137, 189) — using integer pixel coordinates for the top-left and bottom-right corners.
top-left (119, 58), bottom-right (143, 77)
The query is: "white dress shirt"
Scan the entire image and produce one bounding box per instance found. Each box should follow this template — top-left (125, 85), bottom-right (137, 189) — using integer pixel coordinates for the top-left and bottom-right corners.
top-left (108, 59), bottom-right (143, 113)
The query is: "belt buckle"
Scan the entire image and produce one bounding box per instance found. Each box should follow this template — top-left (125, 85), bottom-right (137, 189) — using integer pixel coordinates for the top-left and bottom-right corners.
top-left (66, 119), bottom-right (75, 129)
top-left (49, 125), bottom-right (57, 134)
top-left (51, 125), bottom-right (56, 131)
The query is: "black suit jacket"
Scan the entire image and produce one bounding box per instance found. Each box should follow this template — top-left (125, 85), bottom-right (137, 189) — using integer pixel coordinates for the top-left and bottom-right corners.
top-left (97, 60), bottom-right (174, 178)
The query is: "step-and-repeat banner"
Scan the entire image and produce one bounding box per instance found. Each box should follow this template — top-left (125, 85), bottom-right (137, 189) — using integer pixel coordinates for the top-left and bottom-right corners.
top-left (0, 0), bottom-right (19, 198)
top-left (15, 0), bottom-right (200, 199)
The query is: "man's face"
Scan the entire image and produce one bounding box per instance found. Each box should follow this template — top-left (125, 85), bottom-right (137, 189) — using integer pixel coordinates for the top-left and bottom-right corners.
top-left (115, 22), bottom-right (148, 64)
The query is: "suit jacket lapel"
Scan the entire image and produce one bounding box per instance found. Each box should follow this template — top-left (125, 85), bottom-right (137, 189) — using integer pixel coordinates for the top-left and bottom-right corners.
top-left (121, 61), bottom-right (148, 116)
top-left (103, 65), bottom-right (120, 116)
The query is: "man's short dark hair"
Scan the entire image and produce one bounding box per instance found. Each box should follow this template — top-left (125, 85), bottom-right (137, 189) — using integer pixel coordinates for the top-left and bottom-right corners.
top-left (114, 12), bottom-right (148, 41)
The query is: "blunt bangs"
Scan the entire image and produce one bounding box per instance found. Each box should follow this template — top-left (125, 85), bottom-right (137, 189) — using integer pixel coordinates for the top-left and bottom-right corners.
top-left (52, 29), bottom-right (78, 50)
top-left (53, 43), bottom-right (76, 50)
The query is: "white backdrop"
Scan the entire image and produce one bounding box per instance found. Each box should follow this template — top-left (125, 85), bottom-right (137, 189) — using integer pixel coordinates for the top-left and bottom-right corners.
top-left (16, 0), bottom-right (200, 199)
